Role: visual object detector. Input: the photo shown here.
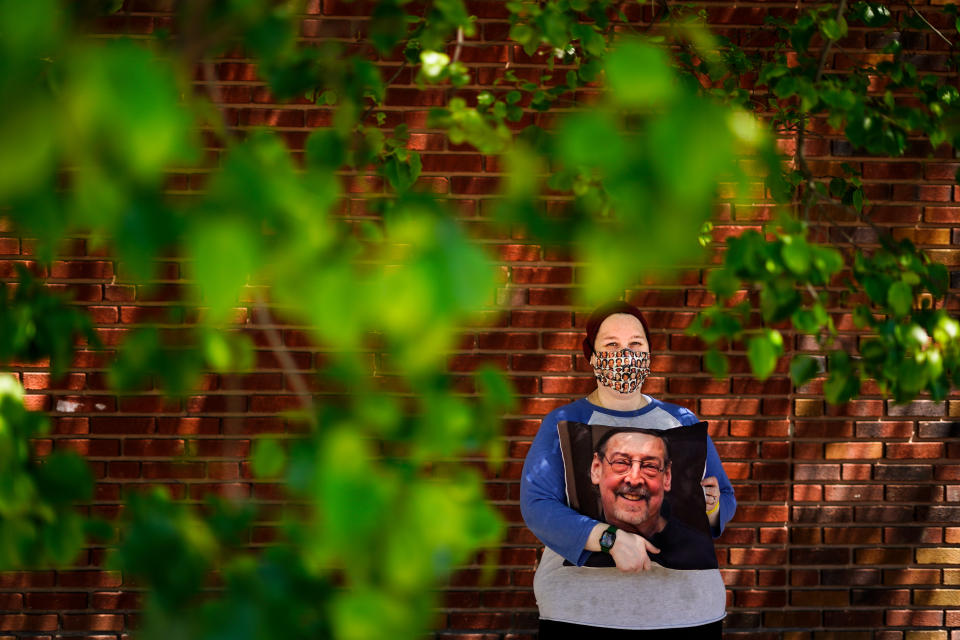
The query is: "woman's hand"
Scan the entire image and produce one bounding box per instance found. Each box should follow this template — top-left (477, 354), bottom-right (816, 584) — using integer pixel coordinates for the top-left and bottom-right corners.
top-left (609, 530), bottom-right (660, 572)
top-left (586, 523), bottom-right (660, 572)
top-left (702, 476), bottom-right (720, 528)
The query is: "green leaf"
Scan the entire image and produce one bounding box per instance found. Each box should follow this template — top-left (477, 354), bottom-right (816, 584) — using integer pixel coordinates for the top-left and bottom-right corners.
top-left (251, 438), bottom-right (287, 479)
top-left (790, 17), bottom-right (817, 52)
top-left (605, 38), bottom-right (676, 108)
top-left (824, 350), bottom-right (860, 404)
top-left (926, 262), bottom-right (949, 296)
top-left (747, 329), bottom-right (783, 381)
top-left (887, 280), bottom-right (913, 317)
top-left (790, 355), bottom-right (821, 387)
top-left (859, 2), bottom-right (892, 27)
top-left (707, 269), bottom-right (739, 300)
top-left (34, 451), bottom-right (93, 504)
top-left (704, 349), bottom-right (729, 378)
top-left (188, 217), bottom-right (259, 326)
top-left (773, 75), bottom-right (797, 98)
top-left (305, 129), bottom-right (346, 170)
top-left (896, 356), bottom-right (928, 395)
top-left (557, 111), bottom-right (626, 170)
top-left (68, 41), bottom-right (195, 180)
top-left (368, 1), bottom-right (408, 53)
top-left (781, 236), bottom-right (811, 275)
top-left (852, 188), bottom-right (864, 212)
top-left (819, 16), bottom-right (848, 42)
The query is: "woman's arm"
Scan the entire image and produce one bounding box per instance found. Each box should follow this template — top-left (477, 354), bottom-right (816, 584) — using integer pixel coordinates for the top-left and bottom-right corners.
top-left (519, 415), bottom-right (600, 566)
top-left (704, 434), bottom-right (736, 537)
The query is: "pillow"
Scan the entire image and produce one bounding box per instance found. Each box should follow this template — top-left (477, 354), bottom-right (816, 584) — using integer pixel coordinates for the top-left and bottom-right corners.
top-left (556, 420), bottom-right (718, 570)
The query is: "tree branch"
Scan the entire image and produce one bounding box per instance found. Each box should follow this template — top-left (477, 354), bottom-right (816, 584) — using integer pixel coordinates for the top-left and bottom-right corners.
top-left (796, 0), bottom-right (848, 221)
top-left (253, 294), bottom-right (317, 422)
top-left (904, 0), bottom-right (955, 48)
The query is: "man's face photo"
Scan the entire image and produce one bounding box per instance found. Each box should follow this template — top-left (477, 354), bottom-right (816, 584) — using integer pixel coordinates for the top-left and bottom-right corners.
top-left (590, 431), bottom-right (672, 533)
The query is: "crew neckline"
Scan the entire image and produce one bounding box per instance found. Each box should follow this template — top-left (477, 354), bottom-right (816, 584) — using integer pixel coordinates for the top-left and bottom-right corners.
top-left (579, 394), bottom-right (656, 416)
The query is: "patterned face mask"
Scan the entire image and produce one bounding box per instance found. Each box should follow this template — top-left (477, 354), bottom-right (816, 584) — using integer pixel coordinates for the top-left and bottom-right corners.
top-left (593, 348), bottom-right (651, 394)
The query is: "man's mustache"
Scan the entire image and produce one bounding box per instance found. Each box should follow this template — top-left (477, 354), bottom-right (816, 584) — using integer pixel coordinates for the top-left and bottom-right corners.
top-left (615, 484), bottom-right (651, 501)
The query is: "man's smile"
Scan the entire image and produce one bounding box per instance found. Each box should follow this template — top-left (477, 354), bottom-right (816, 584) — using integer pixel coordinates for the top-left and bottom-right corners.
top-left (615, 486), bottom-right (650, 502)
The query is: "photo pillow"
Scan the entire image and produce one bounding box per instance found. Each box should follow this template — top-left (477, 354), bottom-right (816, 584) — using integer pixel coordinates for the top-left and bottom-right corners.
top-left (557, 420), bottom-right (718, 570)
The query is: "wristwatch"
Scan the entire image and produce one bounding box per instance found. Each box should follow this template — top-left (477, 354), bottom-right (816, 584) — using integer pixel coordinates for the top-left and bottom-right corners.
top-left (599, 525), bottom-right (617, 553)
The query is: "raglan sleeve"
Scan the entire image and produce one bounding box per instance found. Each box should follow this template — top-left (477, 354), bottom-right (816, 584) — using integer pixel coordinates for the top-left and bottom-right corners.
top-left (677, 405), bottom-right (736, 538)
top-left (519, 411), bottom-right (600, 566)
top-left (705, 434), bottom-right (736, 537)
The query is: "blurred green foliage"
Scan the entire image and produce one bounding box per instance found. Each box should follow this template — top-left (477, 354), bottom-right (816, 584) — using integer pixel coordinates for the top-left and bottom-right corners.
top-left (0, 266), bottom-right (99, 376)
top-left (0, 0), bottom-right (958, 638)
top-left (0, 374), bottom-right (93, 568)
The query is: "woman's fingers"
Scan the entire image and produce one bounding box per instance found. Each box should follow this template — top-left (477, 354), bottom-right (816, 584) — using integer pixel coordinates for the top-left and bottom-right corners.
top-left (611, 531), bottom-right (659, 572)
top-left (702, 476), bottom-right (719, 504)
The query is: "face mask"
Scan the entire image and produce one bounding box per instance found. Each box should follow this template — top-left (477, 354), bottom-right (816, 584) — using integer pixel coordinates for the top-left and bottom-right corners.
top-left (593, 348), bottom-right (650, 394)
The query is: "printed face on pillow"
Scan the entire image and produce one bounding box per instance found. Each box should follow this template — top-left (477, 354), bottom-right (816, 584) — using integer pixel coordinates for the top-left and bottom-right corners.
top-left (591, 431), bottom-right (672, 534)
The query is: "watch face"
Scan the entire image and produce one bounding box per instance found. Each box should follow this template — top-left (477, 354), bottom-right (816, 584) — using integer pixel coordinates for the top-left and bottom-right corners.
top-left (600, 530), bottom-right (615, 550)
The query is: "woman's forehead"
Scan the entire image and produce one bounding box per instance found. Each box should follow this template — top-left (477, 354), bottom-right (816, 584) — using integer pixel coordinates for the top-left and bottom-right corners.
top-left (596, 313), bottom-right (646, 340)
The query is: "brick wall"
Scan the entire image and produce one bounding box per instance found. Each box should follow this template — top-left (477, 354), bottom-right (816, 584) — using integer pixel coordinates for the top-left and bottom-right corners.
top-left (3, 2), bottom-right (960, 639)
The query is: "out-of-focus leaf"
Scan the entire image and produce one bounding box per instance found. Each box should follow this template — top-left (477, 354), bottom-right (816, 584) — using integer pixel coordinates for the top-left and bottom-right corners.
top-left (705, 349), bottom-right (730, 379)
top-left (66, 40), bottom-right (195, 181)
top-left (747, 329), bottom-right (783, 380)
top-left (781, 236), bottom-right (811, 274)
top-left (0, 375), bottom-right (91, 569)
top-left (790, 354), bottom-right (821, 387)
top-left (188, 218), bottom-right (259, 325)
top-left (887, 281), bottom-right (913, 317)
top-left (305, 128), bottom-right (346, 170)
top-left (251, 438), bottom-right (287, 479)
top-left (0, 266), bottom-right (98, 376)
top-left (111, 489), bottom-right (218, 610)
top-left (605, 39), bottom-right (676, 108)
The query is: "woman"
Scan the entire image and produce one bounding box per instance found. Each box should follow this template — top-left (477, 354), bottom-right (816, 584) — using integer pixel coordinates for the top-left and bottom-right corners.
top-left (520, 301), bottom-right (736, 638)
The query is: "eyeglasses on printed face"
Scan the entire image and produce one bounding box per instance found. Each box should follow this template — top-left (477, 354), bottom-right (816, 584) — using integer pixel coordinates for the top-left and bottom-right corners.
top-left (602, 456), bottom-right (665, 477)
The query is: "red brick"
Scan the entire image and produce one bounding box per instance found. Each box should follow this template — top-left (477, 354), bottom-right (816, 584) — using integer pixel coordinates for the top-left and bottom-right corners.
top-left (511, 267), bottom-right (572, 285)
top-left (825, 442), bottom-right (883, 459)
top-left (477, 332), bottom-right (539, 350)
top-left (141, 462), bottom-right (204, 480)
top-left (729, 548), bottom-right (787, 565)
top-left (0, 615), bottom-right (57, 631)
top-left (729, 420), bottom-right (789, 437)
top-left (56, 438), bottom-right (120, 457)
top-left (57, 571), bottom-right (123, 588)
top-left (539, 376), bottom-right (593, 395)
top-left (0, 572), bottom-right (55, 588)
top-left (698, 398), bottom-right (762, 416)
top-left (886, 609), bottom-right (944, 627)
top-left (854, 421), bottom-right (914, 438)
top-left (122, 439), bottom-right (186, 457)
top-left (0, 594), bottom-right (22, 609)
top-left (156, 417), bottom-right (221, 435)
top-left (885, 442), bottom-right (945, 459)
top-left (509, 354), bottom-right (572, 372)
top-left (61, 614), bottom-right (123, 631)
top-left (824, 485), bottom-right (885, 502)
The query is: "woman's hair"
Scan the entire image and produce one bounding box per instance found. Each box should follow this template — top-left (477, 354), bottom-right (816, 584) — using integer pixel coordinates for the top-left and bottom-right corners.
top-left (582, 301), bottom-right (652, 360)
